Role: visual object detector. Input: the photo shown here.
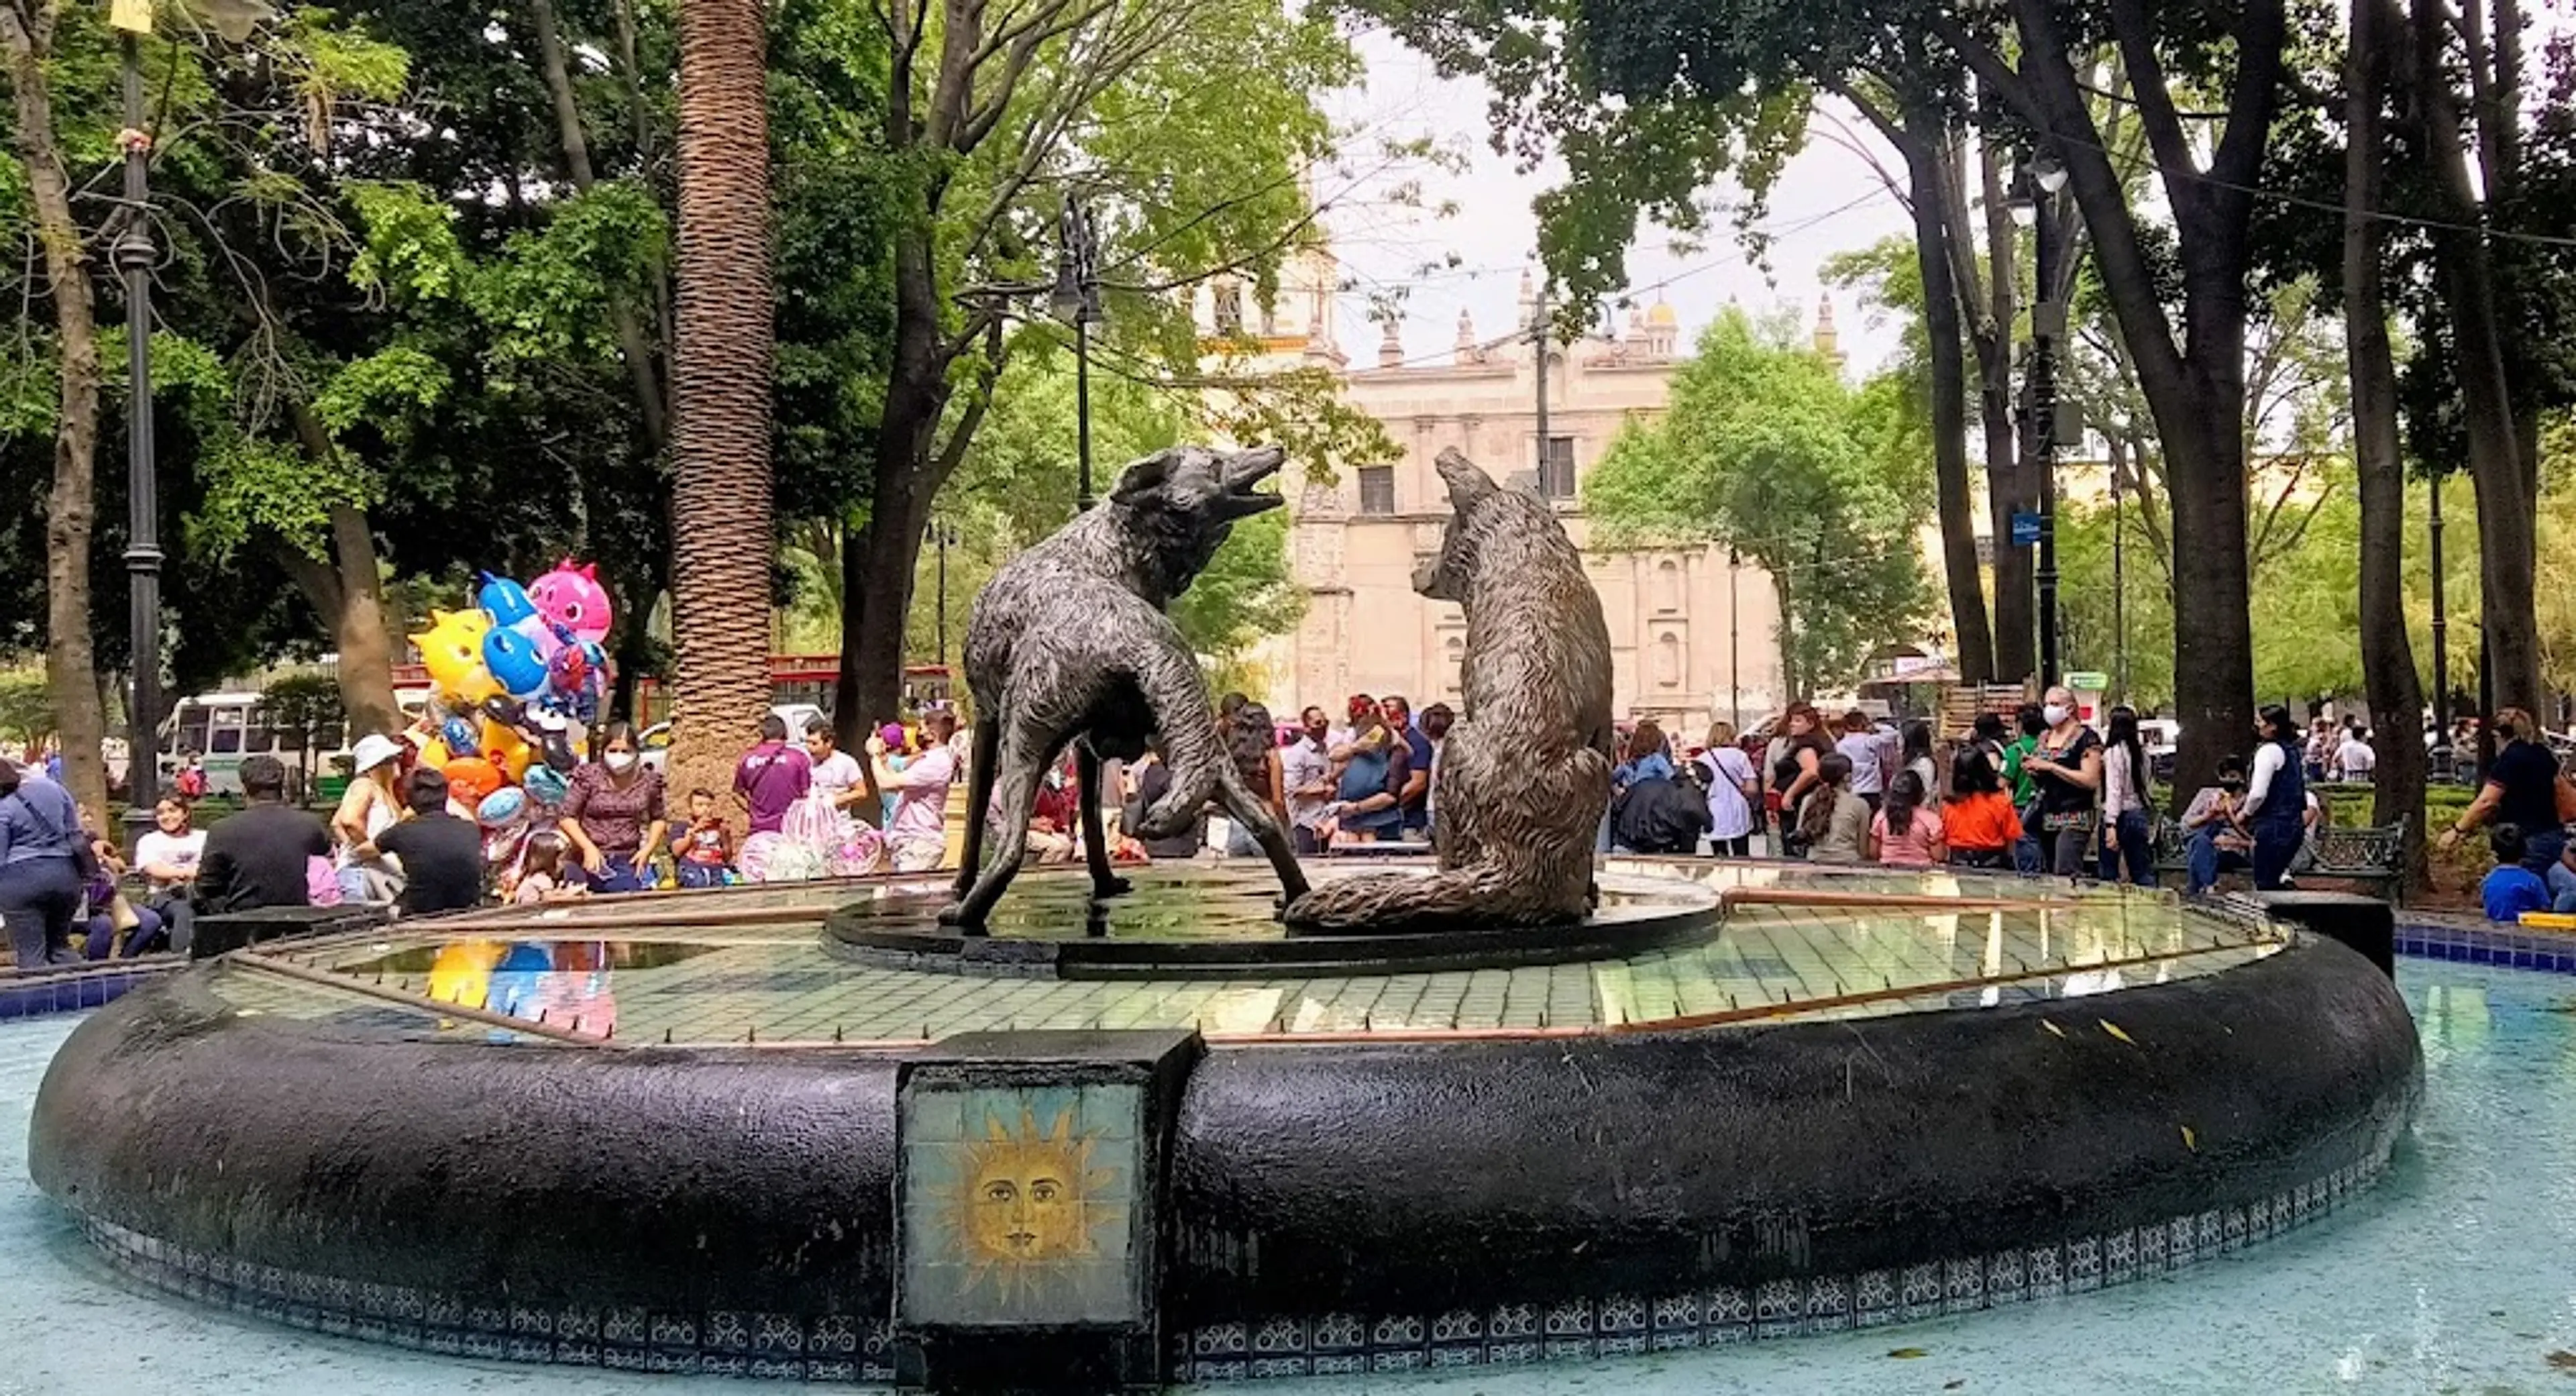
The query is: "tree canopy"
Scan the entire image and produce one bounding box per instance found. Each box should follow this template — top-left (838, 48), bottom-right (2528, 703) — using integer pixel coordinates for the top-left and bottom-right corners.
top-left (1586, 307), bottom-right (1932, 698)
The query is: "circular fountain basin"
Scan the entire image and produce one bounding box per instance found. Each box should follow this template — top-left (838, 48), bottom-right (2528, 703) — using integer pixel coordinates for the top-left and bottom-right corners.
top-left (27, 861), bottom-right (2419, 1384)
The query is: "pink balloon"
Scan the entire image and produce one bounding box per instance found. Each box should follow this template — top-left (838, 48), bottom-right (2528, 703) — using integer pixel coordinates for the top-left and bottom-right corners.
top-left (527, 559), bottom-right (614, 645)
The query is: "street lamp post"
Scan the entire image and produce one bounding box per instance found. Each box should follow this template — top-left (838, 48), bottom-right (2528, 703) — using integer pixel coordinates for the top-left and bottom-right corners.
top-left (2428, 469), bottom-right (2451, 772)
top-left (2010, 157), bottom-right (2071, 688)
top-left (1051, 200), bottom-right (1103, 513)
top-left (111, 9), bottom-right (162, 848)
top-left (932, 520), bottom-right (959, 665)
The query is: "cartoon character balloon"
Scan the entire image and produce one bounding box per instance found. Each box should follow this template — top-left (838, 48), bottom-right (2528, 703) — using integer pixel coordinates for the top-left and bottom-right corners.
top-left (440, 716), bottom-right (481, 765)
top-left (476, 572), bottom-right (538, 629)
top-left (411, 610), bottom-right (499, 704)
top-left (442, 757), bottom-right (503, 812)
top-left (482, 626), bottom-right (550, 701)
top-left (528, 560), bottom-right (614, 646)
top-left (480, 719), bottom-right (533, 782)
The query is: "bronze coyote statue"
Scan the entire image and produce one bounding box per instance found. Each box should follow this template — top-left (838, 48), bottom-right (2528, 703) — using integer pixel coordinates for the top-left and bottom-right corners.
top-left (1284, 447), bottom-right (1613, 932)
top-left (944, 443), bottom-right (1311, 929)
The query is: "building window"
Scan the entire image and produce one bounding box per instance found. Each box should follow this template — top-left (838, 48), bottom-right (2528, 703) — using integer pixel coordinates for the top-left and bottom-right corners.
top-left (1213, 281), bottom-right (1243, 334)
top-left (1653, 558), bottom-right (1682, 614)
top-left (1540, 436), bottom-right (1576, 498)
top-left (1654, 632), bottom-right (1682, 688)
top-left (1358, 466), bottom-right (1395, 515)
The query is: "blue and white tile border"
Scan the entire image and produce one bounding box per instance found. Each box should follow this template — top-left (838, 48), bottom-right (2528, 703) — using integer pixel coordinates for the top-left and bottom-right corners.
top-left (1173, 1143), bottom-right (2395, 1382)
top-left (68, 1137), bottom-right (2393, 1387)
top-left (2398, 918), bottom-right (2576, 971)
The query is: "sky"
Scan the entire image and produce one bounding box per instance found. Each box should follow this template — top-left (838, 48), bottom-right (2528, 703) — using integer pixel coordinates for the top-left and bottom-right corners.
top-left (1317, 32), bottom-right (1919, 377)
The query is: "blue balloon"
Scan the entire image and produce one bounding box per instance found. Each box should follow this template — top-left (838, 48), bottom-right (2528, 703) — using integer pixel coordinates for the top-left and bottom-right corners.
top-left (441, 716), bottom-right (480, 761)
top-left (482, 625), bottom-right (550, 700)
top-left (475, 786), bottom-right (527, 829)
top-left (523, 765), bottom-right (570, 808)
top-left (477, 572), bottom-right (537, 628)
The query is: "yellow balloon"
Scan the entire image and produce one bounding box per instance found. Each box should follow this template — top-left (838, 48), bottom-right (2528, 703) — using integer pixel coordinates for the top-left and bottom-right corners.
top-left (480, 719), bottom-right (532, 783)
top-left (427, 941), bottom-right (500, 1009)
top-left (408, 608), bottom-right (499, 704)
top-left (414, 737), bottom-right (453, 771)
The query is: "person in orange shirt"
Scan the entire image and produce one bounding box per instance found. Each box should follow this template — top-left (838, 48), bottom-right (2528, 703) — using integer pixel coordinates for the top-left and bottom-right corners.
top-left (1942, 747), bottom-right (2024, 870)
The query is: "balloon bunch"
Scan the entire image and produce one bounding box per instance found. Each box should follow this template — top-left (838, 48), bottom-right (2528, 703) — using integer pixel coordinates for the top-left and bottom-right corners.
top-left (411, 560), bottom-right (614, 725)
top-left (406, 561), bottom-right (614, 867)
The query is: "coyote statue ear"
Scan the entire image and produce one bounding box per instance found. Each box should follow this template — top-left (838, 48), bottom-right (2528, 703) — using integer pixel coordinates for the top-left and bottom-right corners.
top-left (1110, 448), bottom-right (1183, 503)
top-left (1435, 447), bottom-right (1499, 509)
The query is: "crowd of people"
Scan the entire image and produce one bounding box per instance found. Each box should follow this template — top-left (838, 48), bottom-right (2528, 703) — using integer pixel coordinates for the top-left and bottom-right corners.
top-left (1572, 688), bottom-right (2345, 898)
top-left (11, 682), bottom-right (2565, 965)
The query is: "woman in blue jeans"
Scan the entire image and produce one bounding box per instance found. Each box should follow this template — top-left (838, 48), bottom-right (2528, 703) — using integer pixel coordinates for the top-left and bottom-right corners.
top-left (0, 760), bottom-right (87, 967)
top-left (2095, 706), bottom-right (2155, 885)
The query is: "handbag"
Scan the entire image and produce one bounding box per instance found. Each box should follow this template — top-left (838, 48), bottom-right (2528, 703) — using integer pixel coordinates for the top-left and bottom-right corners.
top-left (108, 891), bottom-right (140, 933)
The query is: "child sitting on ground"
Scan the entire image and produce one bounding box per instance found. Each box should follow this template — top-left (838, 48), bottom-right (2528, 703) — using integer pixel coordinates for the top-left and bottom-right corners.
top-left (2481, 822), bottom-right (2551, 922)
top-left (512, 832), bottom-right (584, 905)
top-left (672, 788), bottom-right (734, 889)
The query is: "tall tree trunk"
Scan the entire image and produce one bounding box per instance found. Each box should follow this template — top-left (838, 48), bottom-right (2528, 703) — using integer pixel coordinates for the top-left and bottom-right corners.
top-left (2406, 0), bottom-right (2542, 716)
top-left (324, 506), bottom-right (401, 735)
top-left (1935, 0), bottom-right (2282, 806)
top-left (3, 8), bottom-right (107, 814)
top-left (1970, 134), bottom-right (2033, 683)
top-left (2348, 0), bottom-right (2429, 890)
top-left (280, 407), bottom-right (401, 734)
top-left (1902, 114), bottom-right (1995, 684)
top-left (838, 217), bottom-right (945, 748)
top-left (669, 0), bottom-right (774, 797)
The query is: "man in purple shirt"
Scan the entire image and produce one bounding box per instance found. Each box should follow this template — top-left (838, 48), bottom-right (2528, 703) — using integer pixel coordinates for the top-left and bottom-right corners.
top-left (733, 714), bottom-right (812, 835)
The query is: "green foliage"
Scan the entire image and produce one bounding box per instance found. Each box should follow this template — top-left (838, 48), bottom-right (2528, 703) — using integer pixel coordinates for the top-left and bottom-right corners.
top-left (1585, 307), bottom-right (1933, 697)
top-left (258, 672), bottom-right (345, 752)
top-left (0, 671), bottom-right (54, 745)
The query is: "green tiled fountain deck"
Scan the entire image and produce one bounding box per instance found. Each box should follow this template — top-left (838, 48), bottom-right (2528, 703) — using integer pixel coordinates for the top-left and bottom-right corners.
top-left (203, 861), bottom-right (2288, 1048)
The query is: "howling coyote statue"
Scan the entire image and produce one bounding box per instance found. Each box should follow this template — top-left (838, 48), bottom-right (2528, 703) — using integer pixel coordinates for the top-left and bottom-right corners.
top-left (1284, 448), bottom-right (1614, 932)
top-left (943, 444), bottom-right (1311, 929)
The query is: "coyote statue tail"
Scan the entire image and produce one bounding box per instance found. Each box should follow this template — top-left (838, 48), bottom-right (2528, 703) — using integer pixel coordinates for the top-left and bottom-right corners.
top-left (1283, 448), bottom-right (1613, 932)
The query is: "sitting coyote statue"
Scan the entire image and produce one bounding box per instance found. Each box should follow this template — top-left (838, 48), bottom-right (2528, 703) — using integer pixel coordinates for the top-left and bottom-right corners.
top-left (1284, 448), bottom-right (1613, 932)
top-left (944, 444), bottom-right (1311, 929)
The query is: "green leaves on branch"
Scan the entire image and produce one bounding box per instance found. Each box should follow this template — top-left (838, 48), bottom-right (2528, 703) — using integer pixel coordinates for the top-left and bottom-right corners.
top-left (1585, 307), bottom-right (1932, 697)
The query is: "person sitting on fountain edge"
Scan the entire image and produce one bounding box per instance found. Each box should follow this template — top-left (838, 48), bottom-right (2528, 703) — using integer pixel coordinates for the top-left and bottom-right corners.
top-left (361, 768), bottom-right (486, 916)
top-left (195, 753), bottom-right (330, 915)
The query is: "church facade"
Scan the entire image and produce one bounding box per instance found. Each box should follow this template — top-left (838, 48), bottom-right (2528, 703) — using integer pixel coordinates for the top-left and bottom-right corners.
top-left (1197, 256), bottom-right (1854, 741)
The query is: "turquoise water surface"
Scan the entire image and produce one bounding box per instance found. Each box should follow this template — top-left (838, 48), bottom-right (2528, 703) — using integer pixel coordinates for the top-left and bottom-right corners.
top-left (8, 959), bottom-right (2571, 1395)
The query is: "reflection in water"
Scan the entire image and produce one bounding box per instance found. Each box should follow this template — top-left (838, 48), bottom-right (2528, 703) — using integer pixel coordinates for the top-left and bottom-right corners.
top-left (417, 939), bottom-right (625, 1038)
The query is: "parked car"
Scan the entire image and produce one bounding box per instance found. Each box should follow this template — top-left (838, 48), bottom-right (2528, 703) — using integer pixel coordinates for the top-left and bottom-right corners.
top-left (639, 703), bottom-right (830, 773)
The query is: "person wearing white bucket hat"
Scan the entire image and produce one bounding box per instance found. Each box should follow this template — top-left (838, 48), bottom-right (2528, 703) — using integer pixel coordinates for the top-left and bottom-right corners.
top-left (331, 733), bottom-right (409, 904)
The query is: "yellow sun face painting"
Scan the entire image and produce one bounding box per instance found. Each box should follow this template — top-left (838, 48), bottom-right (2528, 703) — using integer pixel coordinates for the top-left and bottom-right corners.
top-left (959, 1107), bottom-right (1116, 1276)
top-left (901, 1084), bottom-right (1142, 1327)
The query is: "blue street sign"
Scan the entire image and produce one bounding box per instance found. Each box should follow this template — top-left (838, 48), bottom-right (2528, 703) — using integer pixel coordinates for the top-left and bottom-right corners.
top-left (2010, 511), bottom-right (2042, 547)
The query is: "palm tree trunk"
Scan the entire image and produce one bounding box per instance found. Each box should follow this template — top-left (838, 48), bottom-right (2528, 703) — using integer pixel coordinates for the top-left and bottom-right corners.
top-left (669, 0), bottom-right (773, 798)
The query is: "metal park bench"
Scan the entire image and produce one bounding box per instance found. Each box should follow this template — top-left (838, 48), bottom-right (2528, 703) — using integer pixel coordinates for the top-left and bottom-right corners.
top-left (2149, 815), bottom-right (2410, 906)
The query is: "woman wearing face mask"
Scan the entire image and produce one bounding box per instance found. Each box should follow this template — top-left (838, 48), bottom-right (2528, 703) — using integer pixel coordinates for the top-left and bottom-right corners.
top-left (2440, 705), bottom-right (2576, 871)
top-left (2239, 704), bottom-right (2312, 890)
top-left (2019, 686), bottom-right (2102, 877)
top-left (559, 722), bottom-right (667, 893)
